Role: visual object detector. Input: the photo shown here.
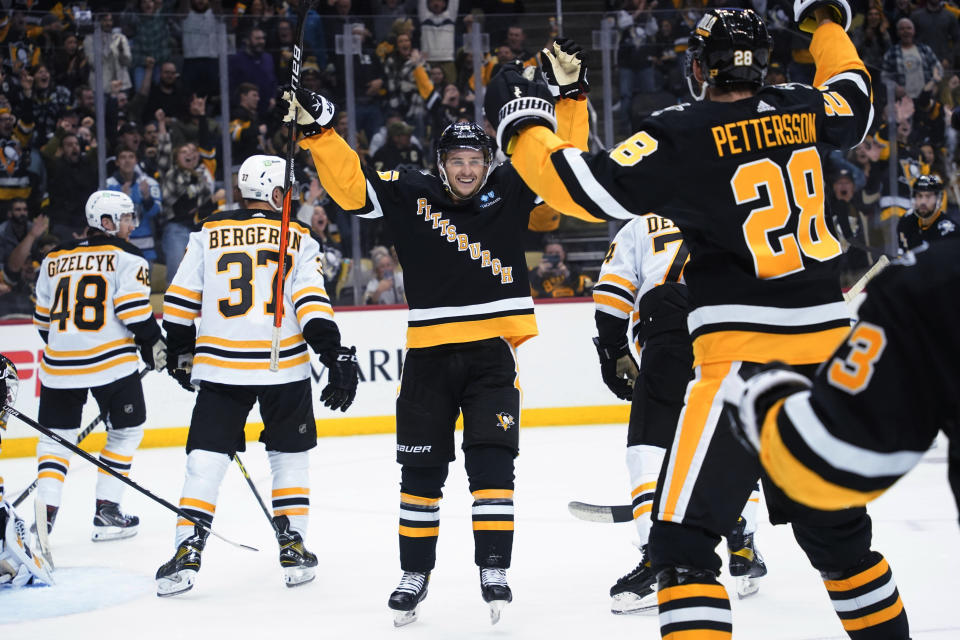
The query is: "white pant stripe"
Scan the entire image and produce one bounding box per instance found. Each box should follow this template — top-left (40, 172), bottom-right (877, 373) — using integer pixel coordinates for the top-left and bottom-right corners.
top-left (659, 606), bottom-right (733, 626)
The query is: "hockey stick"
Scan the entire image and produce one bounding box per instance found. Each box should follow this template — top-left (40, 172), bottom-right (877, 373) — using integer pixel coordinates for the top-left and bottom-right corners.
top-left (842, 254), bottom-right (889, 303)
top-left (568, 501), bottom-right (634, 524)
top-left (2, 403), bottom-right (257, 552)
top-left (234, 455), bottom-right (280, 535)
top-left (270, 1), bottom-right (313, 371)
top-left (12, 367), bottom-right (151, 509)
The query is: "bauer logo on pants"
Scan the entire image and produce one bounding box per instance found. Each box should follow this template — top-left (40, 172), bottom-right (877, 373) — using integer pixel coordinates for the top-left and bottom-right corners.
top-left (496, 412), bottom-right (515, 431)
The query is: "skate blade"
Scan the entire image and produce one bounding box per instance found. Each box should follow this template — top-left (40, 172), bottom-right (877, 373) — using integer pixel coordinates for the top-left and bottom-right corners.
top-left (92, 525), bottom-right (138, 542)
top-left (392, 608), bottom-right (419, 627)
top-left (156, 569), bottom-right (197, 597)
top-left (283, 565), bottom-right (316, 588)
top-left (736, 575), bottom-right (761, 599)
top-left (611, 591), bottom-right (658, 614)
top-left (488, 599), bottom-right (509, 625)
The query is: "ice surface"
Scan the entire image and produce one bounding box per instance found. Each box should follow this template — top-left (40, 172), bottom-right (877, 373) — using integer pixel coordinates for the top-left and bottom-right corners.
top-left (1, 425), bottom-right (957, 638)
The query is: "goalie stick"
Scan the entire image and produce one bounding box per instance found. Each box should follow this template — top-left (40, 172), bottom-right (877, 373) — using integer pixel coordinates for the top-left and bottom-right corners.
top-left (568, 501), bottom-right (634, 524)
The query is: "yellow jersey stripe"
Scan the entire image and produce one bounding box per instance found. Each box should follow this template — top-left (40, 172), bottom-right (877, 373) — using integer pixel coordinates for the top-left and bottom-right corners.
top-left (40, 354), bottom-right (138, 376)
top-left (193, 353), bottom-right (310, 370)
top-left (167, 285), bottom-right (202, 301)
top-left (44, 337), bottom-right (135, 358)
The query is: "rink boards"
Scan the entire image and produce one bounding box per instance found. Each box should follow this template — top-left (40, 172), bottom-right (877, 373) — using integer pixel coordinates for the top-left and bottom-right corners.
top-left (0, 299), bottom-right (628, 458)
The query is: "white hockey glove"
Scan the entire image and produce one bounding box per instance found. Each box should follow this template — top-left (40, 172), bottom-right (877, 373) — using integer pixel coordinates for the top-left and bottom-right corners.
top-left (539, 38), bottom-right (590, 99)
top-left (282, 87), bottom-right (336, 137)
top-left (794, 0), bottom-right (852, 33)
top-left (728, 364), bottom-right (812, 455)
top-left (167, 353), bottom-right (196, 392)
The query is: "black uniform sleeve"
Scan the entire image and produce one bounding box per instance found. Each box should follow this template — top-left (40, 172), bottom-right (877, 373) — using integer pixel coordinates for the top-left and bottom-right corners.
top-left (809, 22), bottom-right (874, 151)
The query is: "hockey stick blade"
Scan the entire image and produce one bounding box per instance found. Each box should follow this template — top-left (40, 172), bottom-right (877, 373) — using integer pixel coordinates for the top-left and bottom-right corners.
top-left (568, 501), bottom-right (634, 524)
top-left (2, 403), bottom-right (258, 552)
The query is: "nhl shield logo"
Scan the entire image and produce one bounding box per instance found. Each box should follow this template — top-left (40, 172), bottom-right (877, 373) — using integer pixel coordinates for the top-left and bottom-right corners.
top-left (496, 412), bottom-right (516, 431)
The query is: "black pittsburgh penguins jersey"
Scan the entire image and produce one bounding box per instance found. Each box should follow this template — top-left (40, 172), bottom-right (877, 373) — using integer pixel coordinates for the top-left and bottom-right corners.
top-left (757, 238), bottom-right (960, 513)
top-left (511, 23), bottom-right (872, 368)
top-left (301, 100), bottom-right (590, 349)
top-left (897, 210), bottom-right (959, 253)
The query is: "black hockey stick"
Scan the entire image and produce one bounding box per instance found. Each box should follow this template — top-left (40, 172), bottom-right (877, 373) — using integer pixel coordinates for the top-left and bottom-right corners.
top-left (234, 455), bottom-right (281, 535)
top-left (568, 501), bottom-right (634, 524)
top-left (12, 367), bottom-right (151, 509)
top-left (2, 403), bottom-right (258, 552)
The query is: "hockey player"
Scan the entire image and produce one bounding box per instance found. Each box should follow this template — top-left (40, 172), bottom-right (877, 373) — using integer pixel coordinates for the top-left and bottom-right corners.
top-left (594, 215), bottom-right (766, 613)
top-left (731, 237), bottom-right (960, 518)
top-left (282, 42), bottom-right (591, 626)
top-left (32, 190), bottom-right (166, 543)
top-left (485, 4), bottom-right (911, 638)
top-left (156, 154), bottom-right (360, 596)
top-left (897, 174), bottom-right (959, 253)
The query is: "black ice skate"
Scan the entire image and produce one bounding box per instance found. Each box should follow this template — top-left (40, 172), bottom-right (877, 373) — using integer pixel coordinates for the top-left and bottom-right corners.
top-left (609, 545), bottom-right (657, 614)
top-left (480, 567), bottom-right (512, 625)
top-left (388, 571), bottom-right (430, 627)
top-left (155, 526), bottom-right (208, 597)
top-left (274, 515), bottom-right (317, 588)
top-left (727, 517), bottom-right (767, 599)
top-left (92, 499), bottom-right (139, 541)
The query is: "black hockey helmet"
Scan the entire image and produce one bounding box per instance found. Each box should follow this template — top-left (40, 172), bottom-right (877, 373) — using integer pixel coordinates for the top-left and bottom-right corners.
top-left (436, 122), bottom-right (495, 200)
top-left (685, 9), bottom-right (772, 100)
top-left (912, 173), bottom-right (946, 218)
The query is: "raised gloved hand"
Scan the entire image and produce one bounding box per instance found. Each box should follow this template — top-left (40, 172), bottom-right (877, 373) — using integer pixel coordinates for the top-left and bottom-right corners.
top-left (793, 0), bottom-right (852, 33)
top-left (139, 334), bottom-right (167, 371)
top-left (281, 87), bottom-right (337, 137)
top-left (593, 337), bottom-right (639, 401)
top-left (483, 62), bottom-right (557, 155)
top-left (539, 38), bottom-right (590, 99)
top-left (726, 362), bottom-right (811, 455)
top-left (167, 353), bottom-right (196, 392)
top-left (319, 346), bottom-right (359, 412)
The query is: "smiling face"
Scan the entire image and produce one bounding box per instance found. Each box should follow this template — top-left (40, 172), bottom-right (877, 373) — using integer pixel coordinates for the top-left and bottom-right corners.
top-left (176, 144), bottom-right (199, 169)
top-left (443, 148), bottom-right (487, 199)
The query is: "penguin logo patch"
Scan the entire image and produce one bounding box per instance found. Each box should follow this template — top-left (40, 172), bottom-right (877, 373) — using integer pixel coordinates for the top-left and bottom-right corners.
top-left (123, 404), bottom-right (133, 414)
top-left (495, 412), bottom-right (515, 431)
top-left (298, 423), bottom-right (307, 434)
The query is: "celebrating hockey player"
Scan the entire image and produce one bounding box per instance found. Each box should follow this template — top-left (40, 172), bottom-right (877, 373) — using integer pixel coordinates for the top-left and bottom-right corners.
top-left (485, 3), bottom-right (911, 638)
top-left (594, 215), bottom-right (766, 612)
top-left (897, 174), bottom-right (958, 253)
top-left (32, 190), bottom-right (166, 544)
top-left (282, 41), bottom-right (591, 626)
top-left (156, 154), bottom-right (360, 596)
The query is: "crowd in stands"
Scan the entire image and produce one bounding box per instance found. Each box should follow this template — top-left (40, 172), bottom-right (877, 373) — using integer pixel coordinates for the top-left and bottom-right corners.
top-left (1, 0), bottom-right (958, 318)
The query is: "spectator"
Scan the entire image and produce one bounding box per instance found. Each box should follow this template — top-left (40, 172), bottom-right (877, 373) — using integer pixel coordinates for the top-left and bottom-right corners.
top-left (228, 26), bottom-right (277, 118)
top-left (505, 25), bottom-right (532, 61)
top-left (0, 199), bottom-right (46, 274)
top-left (106, 147), bottom-right (162, 262)
top-left (882, 18), bottom-right (943, 100)
top-left (910, 0), bottom-right (960, 67)
top-left (106, 121), bottom-right (144, 174)
top-left (369, 110), bottom-right (424, 157)
top-left (383, 35), bottom-right (425, 127)
top-left (331, 24), bottom-right (387, 142)
top-left (364, 251), bottom-right (405, 304)
top-left (851, 4), bottom-right (891, 77)
top-left (886, 0), bottom-right (913, 43)
top-left (181, 0), bottom-right (220, 98)
top-left (170, 94), bottom-right (221, 174)
top-left (372, 121), bottom-right (426, 172)
top-left (529, 240), bottom-right (592, 298)
top-left (139, 61), bottom-right (190, 124)
top-left (616, 0), bottom-right (660, 129)
top-left (52, 31), bottom-right (90, 93)
top-left (140, 118), bottom-right (165, 179)
top-left (229, 83), bottom-right (265, 166)
top-left (373, 0), bottom-right (417, 43)
top-left (0, 106), bottom-right (44, 213)
top-left (22, 64), bottom-right (73, 147)
top-left (828, 169), bottom-right (874, 287)
top-left (161, 142), bottom-right (222, 284)
top-left (298, 201), bottom-right (344, 296)
top-left (268, 18), bottom-right (297, 82)
top-left (41, 129), bottom-right (98, 241)
top-left (419, 0), bottom-right (460, 82)
top-left (129, 0), bottom-right (173, 89)
top-left (0, 222), bottom-right (56, 319)
top-left (74, 85), bottom-right (96, 121)
top-left (83, 13), bottom-right (132, 94)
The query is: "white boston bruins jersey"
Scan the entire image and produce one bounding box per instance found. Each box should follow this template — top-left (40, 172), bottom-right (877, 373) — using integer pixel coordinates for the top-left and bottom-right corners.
top-left (34, 237), bottom-right (154, 389)
top-left (163, 210), bottom-right (336, 385)
top-left (593, 214), bottom-right (689, 345)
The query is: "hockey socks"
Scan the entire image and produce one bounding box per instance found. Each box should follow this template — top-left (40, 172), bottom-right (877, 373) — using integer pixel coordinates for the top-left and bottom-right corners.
top-left (472, 489), bottom-right (514, 568)
top-left (36, 427), bottom-right (79, 510)
top-left (822, 552), bottom-right (909, 639)
top-left (398, 492), bottom-right (441, 572)
top-left (626, 444), bottom-right (666, 543)
top-left (657, 568), bottom-right (733, 639)
top-left (268, 450), bottom-right (310, 537)
top-left (175, 449), bottom-right (229, 546)
top-left (95, 424), bottom-right (143, 504)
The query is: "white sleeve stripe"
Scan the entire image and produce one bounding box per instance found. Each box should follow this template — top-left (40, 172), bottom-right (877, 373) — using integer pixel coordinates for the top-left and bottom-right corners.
top-left (823, 71), bottom-right (869, 96)
top-left (362, 180), bottom-right (385, 219)
top-left (560, 148), bottom-right (635, 221)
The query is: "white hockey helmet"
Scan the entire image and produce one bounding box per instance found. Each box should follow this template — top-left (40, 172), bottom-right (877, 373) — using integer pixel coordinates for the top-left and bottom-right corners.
top-left (84, 190), bottom-right (137, 235)
top-left (238, 155), bottom-right (287, 211)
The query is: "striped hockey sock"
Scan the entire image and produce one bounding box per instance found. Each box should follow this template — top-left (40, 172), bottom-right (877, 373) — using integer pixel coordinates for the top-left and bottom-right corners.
top-left (95, 425), bottom-right (143, 504)
top-left (36, 428), bottom-right (78, 509)
top-left (175, 449), bottom-right (230, 546)
top-left (626, 444), bottom-right (665, 543)
top-left (398, 492), bottom-right (441, 572)
top-left (268, 451), bottom-right (310, 537)
top-left (657, 569), bottom-right (733, 639)
top-left (822, 552), bottom-right (909, 639)
top-left (471, 489), bottom-right (514, 568)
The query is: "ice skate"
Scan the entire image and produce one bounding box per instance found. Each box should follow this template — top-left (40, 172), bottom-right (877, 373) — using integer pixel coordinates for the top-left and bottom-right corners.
top-left (480, 567), bottom-right (512, 625)
top-left (388, 571), bottom-right (429, 627)
top-left (610, 545), bottom-right (657, 614)
top-left (91, 500), bottom-right (139, 541)
top-left (727, 517), bottom-right (767, 599)
top-left (32, 500), bottom-right (57, 568)
top-left (274, 516), bottom-right (317, 587)
top-left (155, 526), bottom-right (208, 597)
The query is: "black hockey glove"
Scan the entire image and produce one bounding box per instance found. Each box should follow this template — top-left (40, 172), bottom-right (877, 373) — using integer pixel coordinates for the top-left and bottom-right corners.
top-left (539, 38), bottom-right (590, 100)
top-left (138, 334), bottom-right (167, 371)
top-left (319, 346), bottom-right (359, 412)
top-left (725, 362), bottom-right (812, 456)
top-left (282, 87), bottom-right (337, 137)
top-left (483, 63), bottom-right (557, 155)
top-left (793, 0), bottom-right (852, 33)
top-left (593, 337), bottom-right (639, 401)
top-left (167, 353), bottom-right (196, 392)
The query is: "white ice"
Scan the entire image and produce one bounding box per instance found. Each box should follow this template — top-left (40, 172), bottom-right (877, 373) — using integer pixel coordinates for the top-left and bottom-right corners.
top-left (2, 425), bottom-right (957, 639)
